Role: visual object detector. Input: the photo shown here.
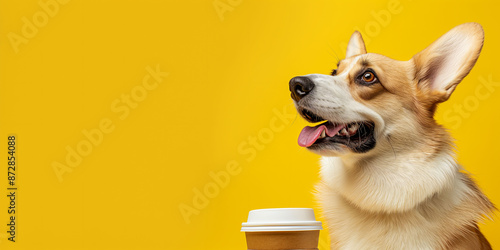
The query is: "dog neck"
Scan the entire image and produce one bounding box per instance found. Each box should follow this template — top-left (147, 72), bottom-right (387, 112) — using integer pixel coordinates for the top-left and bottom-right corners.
top-left (318, 145), bottom-right (494, 249)
top-left (320, 133), bottom-right (458, 214)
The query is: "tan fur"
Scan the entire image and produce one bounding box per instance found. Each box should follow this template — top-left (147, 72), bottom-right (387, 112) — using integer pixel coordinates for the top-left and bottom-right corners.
top-left (296, 23), bottom-right (494, 249)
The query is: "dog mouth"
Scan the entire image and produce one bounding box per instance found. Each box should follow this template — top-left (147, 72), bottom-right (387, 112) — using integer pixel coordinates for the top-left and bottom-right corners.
top-left (299, 109), bottom-right (376, 153)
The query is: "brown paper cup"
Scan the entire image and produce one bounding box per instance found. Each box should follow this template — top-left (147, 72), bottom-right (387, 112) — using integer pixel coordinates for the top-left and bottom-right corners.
top-left (245, 230), bottom-right (319, 250)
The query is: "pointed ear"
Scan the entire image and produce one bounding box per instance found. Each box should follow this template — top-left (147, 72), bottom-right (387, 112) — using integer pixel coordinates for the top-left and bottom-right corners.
top-left (346, 31), bottom-right (367, 58)
top-left (413, 23), bottom-right (484, 103)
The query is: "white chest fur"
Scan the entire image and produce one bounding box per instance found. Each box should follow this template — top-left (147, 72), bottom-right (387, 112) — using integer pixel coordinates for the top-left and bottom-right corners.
top-left (317, 154), bottom-right (480, 250)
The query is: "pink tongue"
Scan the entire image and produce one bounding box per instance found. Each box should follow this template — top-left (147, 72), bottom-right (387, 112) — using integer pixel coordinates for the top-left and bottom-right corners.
top-left (298, 123), bottom-right (344, 147)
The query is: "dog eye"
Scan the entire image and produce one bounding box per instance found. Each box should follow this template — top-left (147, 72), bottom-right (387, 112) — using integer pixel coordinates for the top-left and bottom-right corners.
top-left (331, 69), bottom-right (337, 76)
top-left (362, 72), bottom-right (375, 82)
top-left (358, 69), bottom-right (379, 85)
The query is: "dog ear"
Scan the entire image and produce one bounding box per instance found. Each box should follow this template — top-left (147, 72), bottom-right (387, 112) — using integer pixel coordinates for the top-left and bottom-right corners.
top-left (412, 23), bottom-right (484, 103)
top-left (346, 31), bottom-right (367, 58)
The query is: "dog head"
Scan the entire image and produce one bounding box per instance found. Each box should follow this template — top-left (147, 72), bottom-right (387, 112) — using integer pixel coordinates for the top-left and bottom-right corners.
top-left (290, 23), bottom-right (484, 157)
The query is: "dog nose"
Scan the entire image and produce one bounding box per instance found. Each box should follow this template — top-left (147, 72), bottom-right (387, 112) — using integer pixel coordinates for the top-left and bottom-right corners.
top-left (289, 76), bottom-right (315, 101)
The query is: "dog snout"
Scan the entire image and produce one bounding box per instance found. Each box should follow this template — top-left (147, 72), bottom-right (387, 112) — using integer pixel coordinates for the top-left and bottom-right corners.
top-left (289, 76), bottom-right (315, 101)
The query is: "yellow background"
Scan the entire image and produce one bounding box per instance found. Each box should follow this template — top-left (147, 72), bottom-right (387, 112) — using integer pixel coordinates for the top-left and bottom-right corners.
top-left (0, 0), bottom-right (499, 249)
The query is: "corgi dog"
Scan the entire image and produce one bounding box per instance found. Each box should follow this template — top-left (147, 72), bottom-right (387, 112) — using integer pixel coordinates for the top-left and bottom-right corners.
top-left (289, 23), bottom-right (494, 249)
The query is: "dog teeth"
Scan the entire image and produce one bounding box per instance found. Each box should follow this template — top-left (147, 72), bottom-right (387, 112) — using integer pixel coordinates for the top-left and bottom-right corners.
top-left (334, 123), bottom-right (361, 137)
top-left (348, 123), bottom-right (359, 134)
top-left (319, 130), bottom-right (326, 139)
top-left (340, 128), bottom-right (348, 136)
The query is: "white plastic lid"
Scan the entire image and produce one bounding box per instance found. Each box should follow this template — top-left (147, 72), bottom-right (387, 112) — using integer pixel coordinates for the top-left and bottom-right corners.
top-left (241, 208), bottom-right (323, 232)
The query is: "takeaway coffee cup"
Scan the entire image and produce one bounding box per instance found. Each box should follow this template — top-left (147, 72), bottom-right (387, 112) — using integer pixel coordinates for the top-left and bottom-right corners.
top-left (241, 208), bottom-right (322, 250)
